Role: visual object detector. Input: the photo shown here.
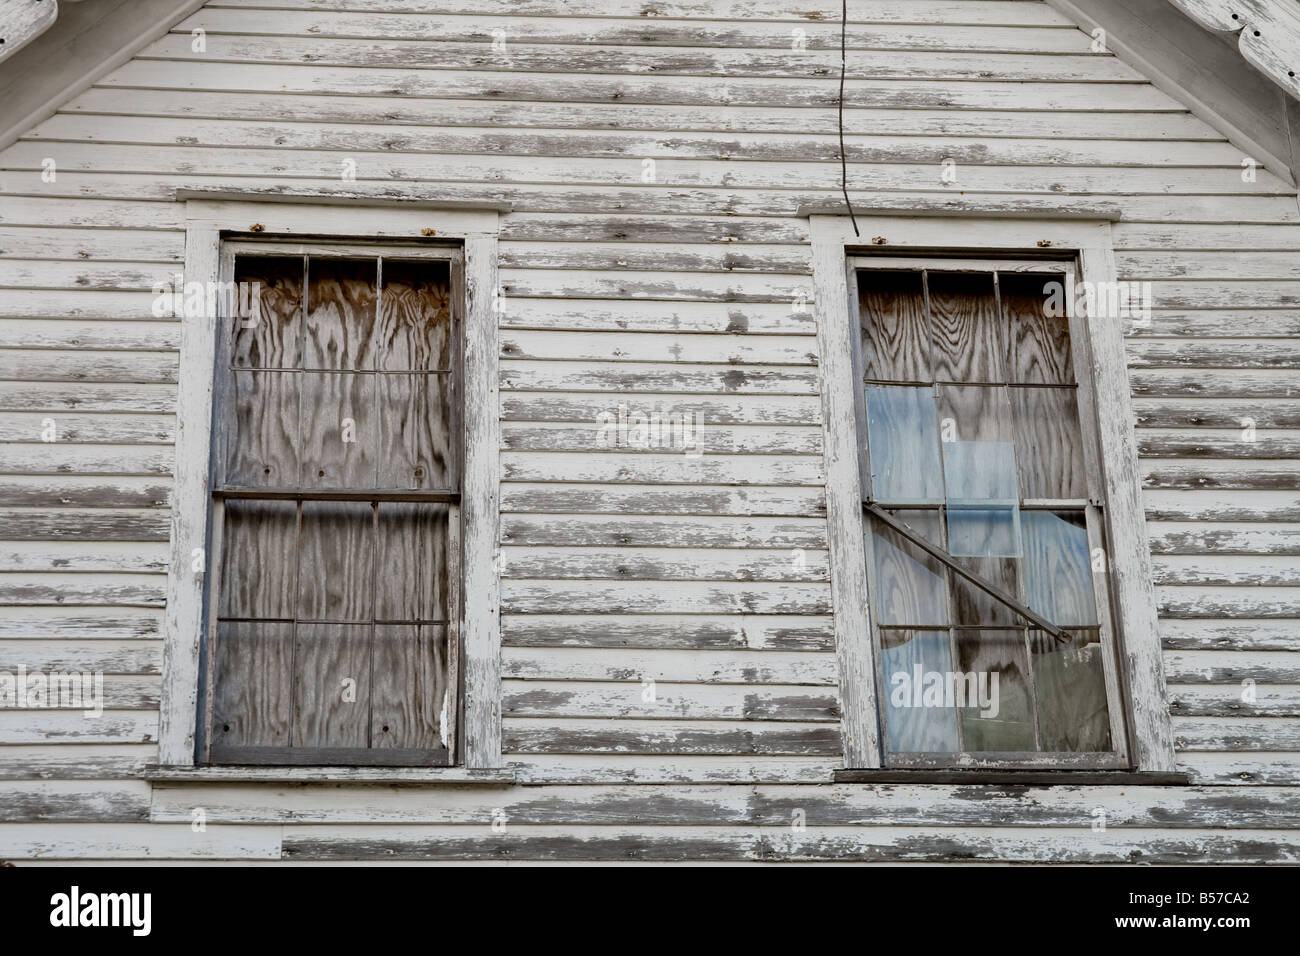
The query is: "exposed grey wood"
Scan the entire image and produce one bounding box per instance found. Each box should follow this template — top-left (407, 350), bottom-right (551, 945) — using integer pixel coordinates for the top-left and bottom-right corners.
top-left (503, 647), bottom-right (837, 685)
top-left (21, 142), bottom-right (1282, 197)
top-left (15, 177), bottom-right (1291, 222)
top-left (146, 780), bottom-right (1300, 827)
top-left (278, 826), bottom-right (1297, 863)
top-left (929, 271), bottom-right (1002, 383)
top-left (371, 624), bottom-right (452, 752)
top-left (858, 269), bottom-right (930, 382)
top-left (297, 501), bottom-right (374, 620)
top-left (60, 89), bottom-right (1223, 145)
top-left (1173, 716), bottom-right (1300, 751)
top-left (0, 349), bottom-right (178, 385)
top-left (143, 765), bottom-right (514, 783)
top-left (112, 0), bottom-right (1081, 27)
top-left (166, 11), bottom-right (1092, 54)
top-left (218, 500), bottom-right (297, 619)
top-left (0, 509), bottom-right (170, 540)
top-left (292, 622), bottom-right (373, 749)
top-left (501, 484), bottom-right (826, 518)
top-left (1010, 388), bottom-right (1087, 498)
top-left (1161, 619), bottom-right (1300, 651)
top-left (502, 580), bottom-right (830, 615)
top-left (504, 720), bottom-right (841, 756)
top-left (501, 545), bottom-right (828, 583)
top-left (1163, 649), bottom-right (1300, 682)
top-left (211, 621), bottom-right (294, 751)
top-left (1001, 272), bottom-right (1074, 384)
top-left (0, 750), bottom-right (152, 785)
top-left (378, 374), bottom-right (454, 488)
top-left (1136, 398), bottom-right (1300, 427)
top-left (0, 782), bottom-right (151, 823)
top-left (1144, 461), bottom-right (1300, 490)
top-left (501, 614), bottom-right (834, 651)
top-left (0, 382), bottom-right (178, 414)
top-left (1168, 684), bottom-right (1300, 717)
top-left (833, 769), bottom-right (1190, 785)
top-left (503, 681), bottom-right (839, 721)
top-left (127, 33), bottom-right (1143, 82)
top-left (502, 514), bottom-right (826, 548)
top-left (0, 609), bottom-right (160, 640)
top-left (0, 822), bottom-right (282, 859)
top-left (304, 255), bottom-right (376, 370)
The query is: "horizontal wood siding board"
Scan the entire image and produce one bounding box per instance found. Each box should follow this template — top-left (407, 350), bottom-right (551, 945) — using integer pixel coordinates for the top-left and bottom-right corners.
top-left (137, 1), bottom-right (1080, 27)
top-left (276, 826), bottom-right (1299, 863)
top-left (501, 614), bottom-right (835, 651)
top-left (146, 782), bottom-right (1300, 827)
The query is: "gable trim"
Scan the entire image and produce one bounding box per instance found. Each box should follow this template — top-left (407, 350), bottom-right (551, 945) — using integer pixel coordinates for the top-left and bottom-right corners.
top-left (1049, 0), bottom-right (1300, 186)
top-left (0, 0), bottom-right (208, 155)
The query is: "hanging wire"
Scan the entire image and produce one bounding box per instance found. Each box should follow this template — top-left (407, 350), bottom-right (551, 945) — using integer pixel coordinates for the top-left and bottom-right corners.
top-left (839, 0), bottom-right (860, 235)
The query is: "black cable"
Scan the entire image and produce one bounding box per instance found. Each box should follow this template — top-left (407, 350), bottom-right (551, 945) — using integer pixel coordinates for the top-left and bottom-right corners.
top-left (839, 0), bottom-right (860, 236)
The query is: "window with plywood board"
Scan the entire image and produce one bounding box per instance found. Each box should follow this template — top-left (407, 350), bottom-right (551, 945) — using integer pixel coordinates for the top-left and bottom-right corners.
top-left (202, 241), bottom-right (464, 767)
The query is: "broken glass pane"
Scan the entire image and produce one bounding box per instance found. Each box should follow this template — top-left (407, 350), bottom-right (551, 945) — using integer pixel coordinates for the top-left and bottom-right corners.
top-left (1030, 628), bottom-right (1112, 752)
top-left (942, 439), bottom-right (1021, 557)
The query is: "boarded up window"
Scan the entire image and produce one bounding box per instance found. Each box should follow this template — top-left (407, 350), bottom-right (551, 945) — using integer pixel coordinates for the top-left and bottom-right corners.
top-left (205, 245), bottom-right (462, 766)
top-left (855, 263), bottom-right (1125, 767)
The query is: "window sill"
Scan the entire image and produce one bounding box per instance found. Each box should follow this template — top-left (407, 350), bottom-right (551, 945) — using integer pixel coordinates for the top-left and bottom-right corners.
top-left (833, 769), bottom-right (1191, 786)
top-left (144, 765), bottom-right (517, 786)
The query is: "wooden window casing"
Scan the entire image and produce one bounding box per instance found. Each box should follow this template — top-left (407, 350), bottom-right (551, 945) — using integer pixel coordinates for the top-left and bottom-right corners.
top-left (200, 240), bottom-right (464, 767)
top-left (807, 214), bottom-right (1176, 775)
top-left (849, 256), bottom-right (1128, 770)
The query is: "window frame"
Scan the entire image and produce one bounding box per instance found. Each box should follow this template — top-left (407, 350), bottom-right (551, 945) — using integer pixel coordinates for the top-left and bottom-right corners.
top-left (159, 199), bottom-right (503, 773)
top-left (850, 254), bottom-right (1127, 769)
top-left (809, 214), bottom-right (1176, 774)
top-left (202, 239), bottom-right (464, 767)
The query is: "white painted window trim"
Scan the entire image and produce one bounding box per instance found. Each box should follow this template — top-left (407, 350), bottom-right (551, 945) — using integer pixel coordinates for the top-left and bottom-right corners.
top-left (810, 214), bottom-right (1176, 772)
top-left (159, 200), bottom-right (503, 769)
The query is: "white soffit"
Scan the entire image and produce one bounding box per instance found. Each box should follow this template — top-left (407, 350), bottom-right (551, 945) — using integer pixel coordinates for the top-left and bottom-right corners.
top-left (1169, 0), bottom-right (1300, 99)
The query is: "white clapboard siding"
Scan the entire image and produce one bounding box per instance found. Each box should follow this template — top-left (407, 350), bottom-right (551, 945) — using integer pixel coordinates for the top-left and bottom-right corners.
top-left (60, 89), bottom-right (1224, 140)
top-left (0, 0), bottom-right (1295, 864)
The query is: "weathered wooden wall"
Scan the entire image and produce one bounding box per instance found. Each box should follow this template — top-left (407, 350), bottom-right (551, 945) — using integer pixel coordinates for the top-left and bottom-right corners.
top-left (0, 0), bottom-right (1297, 862)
